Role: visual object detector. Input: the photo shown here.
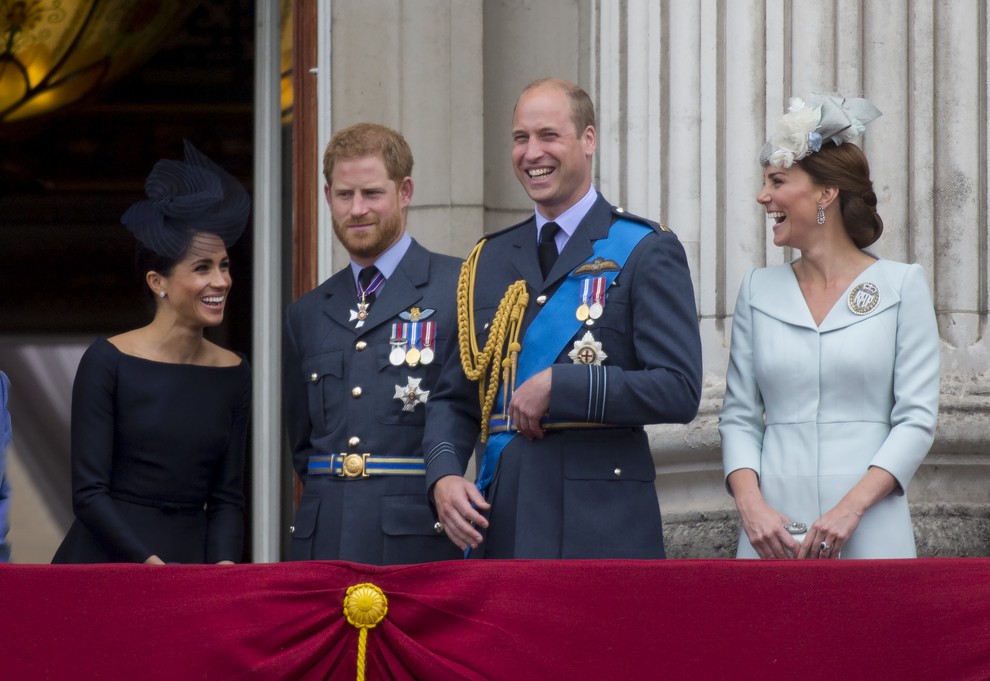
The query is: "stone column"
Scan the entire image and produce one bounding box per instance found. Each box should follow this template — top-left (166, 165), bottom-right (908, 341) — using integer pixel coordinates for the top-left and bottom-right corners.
top-left (481, 0), bottom-right (593, 230)
top-left (328, 0), bottom-right (486, 267)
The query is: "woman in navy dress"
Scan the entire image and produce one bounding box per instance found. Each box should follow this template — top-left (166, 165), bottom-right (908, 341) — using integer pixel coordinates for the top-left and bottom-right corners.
top-left (53, 141), bottom-right (251, 565)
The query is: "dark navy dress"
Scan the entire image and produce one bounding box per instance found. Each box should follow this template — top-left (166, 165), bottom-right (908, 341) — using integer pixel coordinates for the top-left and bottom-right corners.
top-left (53, 338), bottom-right (250, 564)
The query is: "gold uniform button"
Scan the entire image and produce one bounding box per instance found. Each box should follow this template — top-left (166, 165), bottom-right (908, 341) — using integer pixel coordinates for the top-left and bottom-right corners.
top-left (613, 468), bottom-right (622, 477)
top-left (536, 295), bottom-right (548, 305)
top-left (355, 340), bottom-right (367, 351)
top-left (310, 373), bottom-right (319, 382)
top-left (348, 436), bottom-right (361, 448)
top-left (351, 387), bottom-right (362, 398)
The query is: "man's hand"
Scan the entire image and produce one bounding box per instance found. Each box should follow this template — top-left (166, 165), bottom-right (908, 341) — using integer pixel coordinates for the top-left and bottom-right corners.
top-left (433, 475), bottom-right (491, 551)
top-left (508, 367), bottom-right (552, 439)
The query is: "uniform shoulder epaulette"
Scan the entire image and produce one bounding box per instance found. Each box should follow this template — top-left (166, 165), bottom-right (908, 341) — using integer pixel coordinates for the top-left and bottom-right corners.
top-left (476, 216), bottom-right (533, 243)
top-left (611, 205), bottom-right (673, 234)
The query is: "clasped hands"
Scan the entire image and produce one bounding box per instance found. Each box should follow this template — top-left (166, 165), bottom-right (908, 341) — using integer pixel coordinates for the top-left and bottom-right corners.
top-left (741, 497), bottom-right (861, 560)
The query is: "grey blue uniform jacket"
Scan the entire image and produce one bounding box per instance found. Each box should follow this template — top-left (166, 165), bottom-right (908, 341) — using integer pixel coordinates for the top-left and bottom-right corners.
top-left (284, 239), bottom-right (463, 564)
top-left (423, 195), bottom-right (703, 558)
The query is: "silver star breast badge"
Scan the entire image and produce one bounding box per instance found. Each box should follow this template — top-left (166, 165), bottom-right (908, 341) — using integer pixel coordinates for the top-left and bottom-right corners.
top-left (568, 331), bottom-right (608, 365)
top-left (394, 376), bottom-right (430, 412)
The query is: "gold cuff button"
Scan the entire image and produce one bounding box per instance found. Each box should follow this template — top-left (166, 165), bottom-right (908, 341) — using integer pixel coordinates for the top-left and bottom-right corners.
top-left (351, 387), bottom-right (362, 398)
top-left (613, 468), bottom-right (622, 476)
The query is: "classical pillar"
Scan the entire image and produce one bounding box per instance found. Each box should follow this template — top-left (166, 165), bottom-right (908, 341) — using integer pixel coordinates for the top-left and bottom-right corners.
top-left (327, 0), bottom-right (486, 266)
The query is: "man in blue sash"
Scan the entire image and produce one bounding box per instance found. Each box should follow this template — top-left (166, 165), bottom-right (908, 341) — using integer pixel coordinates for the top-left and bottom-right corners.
top-left (284, 123), bottom-right (463, 564)
top-left (424, 78), bottom-right (703, 558)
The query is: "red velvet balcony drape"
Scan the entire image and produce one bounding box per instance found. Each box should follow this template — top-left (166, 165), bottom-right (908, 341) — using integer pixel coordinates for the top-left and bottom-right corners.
top-left (4, 559), bottom-right (990, 680)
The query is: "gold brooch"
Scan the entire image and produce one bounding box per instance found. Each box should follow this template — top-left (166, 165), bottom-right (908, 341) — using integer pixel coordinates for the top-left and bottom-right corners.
top-left (848, 282), bottom-right (880, 315)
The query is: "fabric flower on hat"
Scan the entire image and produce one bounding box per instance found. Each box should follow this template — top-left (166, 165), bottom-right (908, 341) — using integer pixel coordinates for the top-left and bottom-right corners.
top-left (767, 97), bottom-right (822, 168)
top-left (760, 92), bottom-right (882, 168)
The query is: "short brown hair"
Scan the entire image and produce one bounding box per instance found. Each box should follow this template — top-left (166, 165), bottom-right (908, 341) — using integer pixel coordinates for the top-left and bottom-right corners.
top-left (322, 123), bottom-right (413, 186)
top-left (798, 142), bottom-right (884, 249)
top-left (519, 78), bottom-right (597, 136)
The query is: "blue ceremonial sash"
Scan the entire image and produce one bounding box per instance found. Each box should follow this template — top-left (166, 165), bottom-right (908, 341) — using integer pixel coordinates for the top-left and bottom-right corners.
top-left (475, 218), bottom-right (651, 493)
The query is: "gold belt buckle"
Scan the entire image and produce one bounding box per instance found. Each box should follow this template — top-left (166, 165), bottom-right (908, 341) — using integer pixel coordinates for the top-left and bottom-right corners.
top-left (339, 453), bottom-right (370, 478)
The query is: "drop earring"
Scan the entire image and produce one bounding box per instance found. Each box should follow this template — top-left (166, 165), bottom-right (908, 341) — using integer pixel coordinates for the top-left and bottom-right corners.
top-left (817, 204), bottom-right (825, 225)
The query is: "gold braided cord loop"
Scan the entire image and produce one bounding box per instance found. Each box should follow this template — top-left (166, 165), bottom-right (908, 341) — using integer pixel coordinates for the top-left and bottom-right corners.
top-left (456, 240), bottom-right (529, 442)
top-left (343, 583), bottom-right (388, 681)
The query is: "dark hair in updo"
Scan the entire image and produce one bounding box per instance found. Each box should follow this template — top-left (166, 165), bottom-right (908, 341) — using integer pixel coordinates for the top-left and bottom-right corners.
top-left (797, 142), bottom-right (883, 248)
top-left (134, 237), bottom-right (190, 302)
top-left (133, 231), bottom-right (230, 303)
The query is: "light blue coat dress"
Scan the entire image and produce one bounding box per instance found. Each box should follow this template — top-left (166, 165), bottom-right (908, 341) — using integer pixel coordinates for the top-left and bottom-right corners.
top-left (719, 259), bottom-right (940, 558)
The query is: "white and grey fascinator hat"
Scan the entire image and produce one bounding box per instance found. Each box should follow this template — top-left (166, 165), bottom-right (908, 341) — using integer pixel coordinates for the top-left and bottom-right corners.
top-left (120, 140), bottom-right (251, 259)
top-left (760, 93), bottom-right (882, 168)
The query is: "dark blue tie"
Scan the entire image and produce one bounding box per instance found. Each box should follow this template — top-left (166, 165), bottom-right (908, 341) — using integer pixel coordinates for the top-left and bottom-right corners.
top-left (538, 222), bottom-right (561, 278)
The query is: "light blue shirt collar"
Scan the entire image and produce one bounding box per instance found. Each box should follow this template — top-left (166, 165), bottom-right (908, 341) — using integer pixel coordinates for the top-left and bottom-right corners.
top-left (348, 232), bottom-right (412, 289)
top-left (534, 185), bottom-right (598, 251)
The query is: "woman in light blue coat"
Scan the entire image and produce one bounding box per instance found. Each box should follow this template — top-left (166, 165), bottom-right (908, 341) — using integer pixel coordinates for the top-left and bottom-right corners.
top-left (719, 94), bottom-right (940, 559)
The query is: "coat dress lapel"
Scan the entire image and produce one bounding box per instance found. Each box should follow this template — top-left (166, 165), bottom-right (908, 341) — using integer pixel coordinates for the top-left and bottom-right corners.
top-left (750, 260), bottom-right (901, 333)
top-left (818, 259), bottom-right (900, 332)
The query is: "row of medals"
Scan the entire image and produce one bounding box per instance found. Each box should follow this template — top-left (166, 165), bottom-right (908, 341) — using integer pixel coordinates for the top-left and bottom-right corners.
top-left (382, 282), bottom-right (607, 367)
top-left (390, 342), bottom-right (433, 367)
top-left (576, 276), bottom-right (607, 323)
top-left (576, 300), bottom-right (604, 322)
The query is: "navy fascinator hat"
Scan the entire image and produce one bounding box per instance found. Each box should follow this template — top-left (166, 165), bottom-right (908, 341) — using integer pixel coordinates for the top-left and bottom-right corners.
top-left (120, 140), bottom-right (250, 259)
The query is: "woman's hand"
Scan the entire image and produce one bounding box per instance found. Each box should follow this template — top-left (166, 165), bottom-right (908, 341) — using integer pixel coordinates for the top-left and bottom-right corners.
top-left (143, 554), bottom-right (166, 565)
top-left (798, 502), bottom-right (862, 559)
top-left (798, 466), bottom-right (899, 559)
top-left (727, 469), bottom-right (800, 559)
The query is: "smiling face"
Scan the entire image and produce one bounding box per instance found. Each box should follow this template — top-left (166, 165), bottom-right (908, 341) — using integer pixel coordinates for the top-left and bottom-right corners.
top-left (757, 163), bottom-right (828, 249)
top-left (326, 154), bottom-right (412, 266)
top-left (151, 232), bottom-right (231, 328)
top-left (511, 84), bottom-right (596, 220)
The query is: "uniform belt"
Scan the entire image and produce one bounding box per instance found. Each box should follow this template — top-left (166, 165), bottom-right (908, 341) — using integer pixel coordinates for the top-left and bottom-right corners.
top-left (487, 417), bottom-right (622, 435)
top-left (307, 453), bottom-right (426, 477)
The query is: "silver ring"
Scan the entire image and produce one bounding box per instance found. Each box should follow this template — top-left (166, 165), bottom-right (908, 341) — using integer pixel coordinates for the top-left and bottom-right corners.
top-left (819, 541), bottom-right (830, 553)
top-left (433, 521), bottom-right (445, 535)
top-left (784, 521), bottom-right (807, 535)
